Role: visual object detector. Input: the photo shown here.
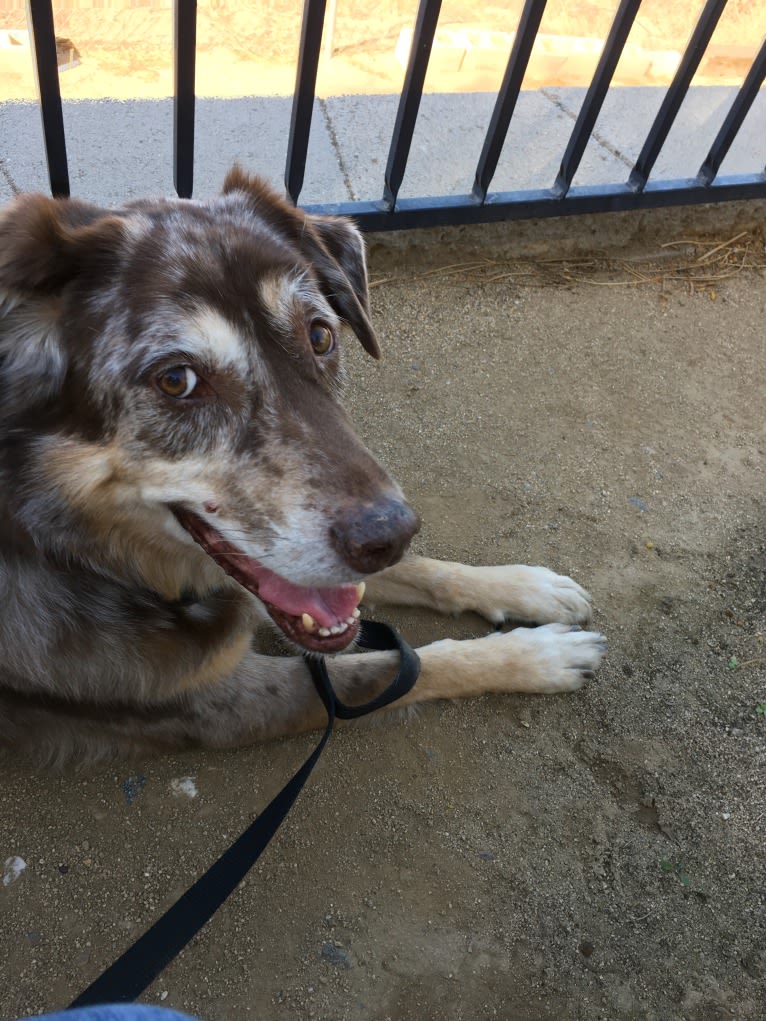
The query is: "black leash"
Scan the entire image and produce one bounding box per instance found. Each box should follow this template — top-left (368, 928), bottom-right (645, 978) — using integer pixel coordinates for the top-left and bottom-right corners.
top-left (68, 620), bottom-right (419, 1008)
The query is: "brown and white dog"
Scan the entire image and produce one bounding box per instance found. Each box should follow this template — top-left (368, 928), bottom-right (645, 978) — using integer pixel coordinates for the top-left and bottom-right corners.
top-left (0, 167), bottom-right (605, 762)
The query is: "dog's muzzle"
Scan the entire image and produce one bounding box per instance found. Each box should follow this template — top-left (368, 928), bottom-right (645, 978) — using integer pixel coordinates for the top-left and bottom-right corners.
top-left (172, 499), bottom-right (418, 654)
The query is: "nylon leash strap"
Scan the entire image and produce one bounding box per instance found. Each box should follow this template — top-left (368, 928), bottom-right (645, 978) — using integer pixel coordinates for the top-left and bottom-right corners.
top-left (68, 620), bottom-right (420, 1008)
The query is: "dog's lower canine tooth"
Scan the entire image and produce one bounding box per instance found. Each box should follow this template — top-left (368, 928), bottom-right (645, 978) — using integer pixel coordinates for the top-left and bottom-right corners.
top-left (301, 613), bottom-right (317, 632)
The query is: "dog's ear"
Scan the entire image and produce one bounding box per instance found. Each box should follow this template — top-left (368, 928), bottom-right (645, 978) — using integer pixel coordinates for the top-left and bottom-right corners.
top-left (306, 214), bottom-right (380, 359)
top-left (0, 194), bottom-right (126, 405)
top-left (222, 167), bottom-right (381, 359)
top-left (0, 192), bottom-right (125, 298)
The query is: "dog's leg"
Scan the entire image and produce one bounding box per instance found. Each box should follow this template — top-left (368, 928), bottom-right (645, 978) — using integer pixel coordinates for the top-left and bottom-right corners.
top-left (158, 623), bottom-right (606, 748)
top-left (5, 624), bottom-right (605, 758)
top-left (365, 555), bottom-right (594, 626)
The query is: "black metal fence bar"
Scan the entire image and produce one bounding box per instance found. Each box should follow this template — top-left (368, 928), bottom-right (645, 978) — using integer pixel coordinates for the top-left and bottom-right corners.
top-left (698, 38), bottom-right (766, 186)
top-left (305, 172), bottom-right (766, 232)
top-left (629, 0), bottom-right (728, 192)
top-left (285, 0), bottom-right (327, 203)
top-left (382, 0), bottom-right (442, 209)
top-left (173, 0), bottom-right (197, 200)
top-left (472, 0), bottom-right (549, 202)
top-left (26, 0), bottom-right (69, 197)
top-left (553, 0), bottom-right (643, 199)
top-left (17, 0), bottom-right (766, 229)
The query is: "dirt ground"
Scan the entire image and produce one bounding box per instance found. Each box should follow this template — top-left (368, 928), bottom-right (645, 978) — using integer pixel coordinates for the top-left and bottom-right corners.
top-left (0, 0), bottom-right (761, 101)
top-left (1, 222), bottom-right (766, 1020)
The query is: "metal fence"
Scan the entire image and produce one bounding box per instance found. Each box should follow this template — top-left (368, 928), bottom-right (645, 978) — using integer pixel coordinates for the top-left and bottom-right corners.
top-left (25, 0), bottom-right (766, 232)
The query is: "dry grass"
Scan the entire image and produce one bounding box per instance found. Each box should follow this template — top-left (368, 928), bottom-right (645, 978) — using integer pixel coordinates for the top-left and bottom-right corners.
top-left (369, 229), bottom-right (766, 295)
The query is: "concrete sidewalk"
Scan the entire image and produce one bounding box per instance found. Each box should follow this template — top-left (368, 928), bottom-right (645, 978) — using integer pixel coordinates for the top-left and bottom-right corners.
top-left (1, 85), bottom-right (764, 207)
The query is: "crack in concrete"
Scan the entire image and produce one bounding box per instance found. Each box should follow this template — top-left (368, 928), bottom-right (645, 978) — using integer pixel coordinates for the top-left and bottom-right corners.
top-left (319, 97), bottom-right (356, 201)
top-left (541, 87), bottom-right (635, 171)
top-left (0, 157), bottom-right (20, 196)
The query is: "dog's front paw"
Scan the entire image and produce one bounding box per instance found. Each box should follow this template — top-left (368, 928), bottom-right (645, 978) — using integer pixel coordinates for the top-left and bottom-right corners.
top-left (424, 622), bottom-right (606, 698)
top-left (494, 622), bottom-right (607, 693)
top-left (461, 564), bottom-right (593, 627)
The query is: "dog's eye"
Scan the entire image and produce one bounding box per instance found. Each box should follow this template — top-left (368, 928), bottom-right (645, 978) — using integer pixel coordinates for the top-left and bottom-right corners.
top-left (309, 322), bottom-right (335, 356)
top-left (157, 366), bottom-right (199, 399)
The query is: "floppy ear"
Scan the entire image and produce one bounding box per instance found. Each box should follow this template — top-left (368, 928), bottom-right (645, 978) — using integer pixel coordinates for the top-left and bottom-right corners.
top-left (221, 166), bottom-right (381, 359)
top-left (0, 193), bottom-right (126, 405)
top-left (0, 192), bottom-right (125, 297)
top-left (307, 214), bottom-right (380, 359)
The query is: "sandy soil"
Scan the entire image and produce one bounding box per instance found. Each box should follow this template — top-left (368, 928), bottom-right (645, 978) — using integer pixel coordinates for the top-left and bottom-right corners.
top-left (0, 0), bottom-right (761, 101)
top-left (1, 225), bottom-right (765, 1020)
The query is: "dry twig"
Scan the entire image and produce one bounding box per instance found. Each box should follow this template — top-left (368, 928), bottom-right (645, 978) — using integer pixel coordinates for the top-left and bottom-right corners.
top-left (369, 230), bottom-right (765, 294)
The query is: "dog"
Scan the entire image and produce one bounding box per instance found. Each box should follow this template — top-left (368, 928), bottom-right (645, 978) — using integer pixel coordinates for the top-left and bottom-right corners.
top-left (0, 166), bottom-right (605, 762)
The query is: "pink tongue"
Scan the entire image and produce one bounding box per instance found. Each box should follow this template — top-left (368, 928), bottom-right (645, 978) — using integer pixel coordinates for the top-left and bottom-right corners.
top-left (256, 566), bottom-right (359, 627)
top-left (172, 507), bottom-right (360, 628)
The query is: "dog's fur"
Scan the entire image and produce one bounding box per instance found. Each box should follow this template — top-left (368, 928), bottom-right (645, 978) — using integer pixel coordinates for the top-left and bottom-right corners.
top-left (0, 168), bottom-right (605, 762)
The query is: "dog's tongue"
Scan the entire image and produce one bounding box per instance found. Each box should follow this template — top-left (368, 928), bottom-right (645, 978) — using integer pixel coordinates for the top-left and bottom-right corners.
top-left (256, 569), bottom-right (359, 627)
top-left (173, 508), bottom-right (359, 627)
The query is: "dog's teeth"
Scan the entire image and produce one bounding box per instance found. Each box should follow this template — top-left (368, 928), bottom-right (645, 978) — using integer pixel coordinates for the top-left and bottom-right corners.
top-left (355, 582), bottom-right (366, 602)
top-left (318, 627), bottom-right (331, 637)
top-left (345, 615), bottom-right (356, 626)
top-left (301, 613), bottom-right (317, 633)
top-left (352, 608), bottom-right (361, 619)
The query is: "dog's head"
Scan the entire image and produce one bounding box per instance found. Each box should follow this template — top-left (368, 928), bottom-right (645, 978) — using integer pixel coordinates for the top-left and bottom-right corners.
top-left (0, 168), bottom-right (419, 652)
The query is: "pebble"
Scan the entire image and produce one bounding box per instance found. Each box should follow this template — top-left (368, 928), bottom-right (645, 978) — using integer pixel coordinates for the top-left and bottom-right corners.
top-left (320, 943), bottom-right (352, 968)
top-left (123, 776), bottom-right (146, 806)
top-left (170, 777), bottom-right (198, 799)
top-left (3, 856), bottom-right (27, 886)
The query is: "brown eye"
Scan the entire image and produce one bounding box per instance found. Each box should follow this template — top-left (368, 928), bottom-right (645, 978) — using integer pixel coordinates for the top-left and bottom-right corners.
top-left (157, 366), bottom-right (199, 399)
top-left (309, 322), bottom-right (335, 356)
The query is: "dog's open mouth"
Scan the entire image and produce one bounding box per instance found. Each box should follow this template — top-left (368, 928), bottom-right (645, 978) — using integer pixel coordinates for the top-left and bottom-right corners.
top-left (173, 508), bottom-right (362, 653)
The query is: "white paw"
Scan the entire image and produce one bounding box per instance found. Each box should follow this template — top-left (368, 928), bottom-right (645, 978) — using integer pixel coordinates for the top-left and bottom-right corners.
top-left (488, 622), bottom-right (607, 694)
top-left (465, 565), bottom-right (593, 627)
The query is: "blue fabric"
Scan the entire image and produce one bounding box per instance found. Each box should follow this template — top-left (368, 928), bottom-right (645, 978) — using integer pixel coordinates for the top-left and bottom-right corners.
top-left (34, 1008), bottom-right (198, 1021)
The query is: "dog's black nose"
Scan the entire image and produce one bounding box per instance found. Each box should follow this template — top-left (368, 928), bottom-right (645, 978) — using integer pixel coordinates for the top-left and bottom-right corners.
top-left (330, 497), bottom-right (420, 575)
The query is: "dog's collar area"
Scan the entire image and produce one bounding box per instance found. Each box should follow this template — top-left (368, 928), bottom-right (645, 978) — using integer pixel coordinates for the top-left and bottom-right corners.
top-left (171, 506), bottom-right (363, 652)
